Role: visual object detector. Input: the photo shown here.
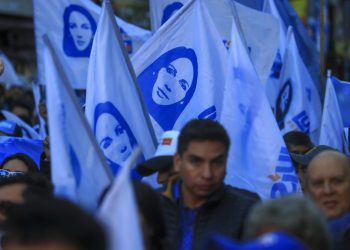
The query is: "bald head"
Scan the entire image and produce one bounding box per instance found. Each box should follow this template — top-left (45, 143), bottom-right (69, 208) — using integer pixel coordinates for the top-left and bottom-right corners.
top-left (305, 150), bottom-right (350, 219)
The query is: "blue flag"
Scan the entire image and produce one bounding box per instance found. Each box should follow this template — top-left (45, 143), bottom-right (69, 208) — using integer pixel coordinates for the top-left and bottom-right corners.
top-left (331, 76), bottom-right (350, 127)
top-left (43, 34), bottom-right (112, 212)
top-left (319, 76), bottom-right (349, 154)
top-left (276, 28), bottom-right (322, 140)
top-left (33, 0), bottom-right (151, 88)
top-left (133, 0), bottom-right (228, 138)
top-left (220, 16), bottom-right (300, 199)
top-left (85, 0), bottom-right (157, 181)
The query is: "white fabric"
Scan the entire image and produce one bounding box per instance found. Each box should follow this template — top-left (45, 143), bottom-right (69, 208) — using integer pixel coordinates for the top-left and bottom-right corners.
top-left (133, 0), bottom-right (228, 140)
top-left (277, 28), bottom-right (322, 138)
top-left (98, 149), bottom-right (144, 250)
top-left (33, 0), bottom-right (151, 88)
top-left (220, 17), bottom-right (300, 199)
top-left (85, 0), bottom-right (156, 184)
top-left (149, 0), bottom-right (279, 84)
top-left (44, 35), bottom-right (111, 212)
top-left (319, 77), bottom-right (349, 154)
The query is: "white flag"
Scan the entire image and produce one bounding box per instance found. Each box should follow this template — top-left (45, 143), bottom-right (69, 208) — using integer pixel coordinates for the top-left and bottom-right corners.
top-left (32, 82), bottom-right (47, 138)
top-left (220, 17), bottom-right (300, 199)
top-left (1, 110), bottom-right (41, 140)
top-left (33, 0), bottom-right (151, 88)
top-left (85, 0), bottom-right (156, 179)
top-left (43, 34), bottom-right (112, 212)
top-left (133, 0), bottom-right (227, 139)
top-left (276, 28), bottom-right (322, 139)
top-left (0, 51), bottom-right (22, 86)
top-left (319, 76), bottom-right (349, 154)
top-left (98, 148), bottom-right (144, 250)
top-left (149, 0), bottom-right (279, 84)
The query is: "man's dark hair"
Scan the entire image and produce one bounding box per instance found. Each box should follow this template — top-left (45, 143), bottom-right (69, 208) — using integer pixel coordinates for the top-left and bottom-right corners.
top-left (177, 119), bottom-right (230, 155)
top-left (1, 153), bottom-right (40, 173)
top-left (0, 173), bottom-right (53, 201)
top-left (283, 131), bottom-right (313, 148)
top-left (1, 198), bottom-right (107, 250)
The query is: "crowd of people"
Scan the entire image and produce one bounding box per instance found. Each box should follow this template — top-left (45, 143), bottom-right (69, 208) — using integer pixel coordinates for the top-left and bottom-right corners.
top-left (0, 59), bottom-right (350, 250)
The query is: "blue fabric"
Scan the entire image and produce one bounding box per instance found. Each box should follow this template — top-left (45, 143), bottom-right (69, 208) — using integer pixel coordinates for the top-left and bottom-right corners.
top-left (0, 120), bottom-right (17, 136)
top-left (179, 207), bottom-right (197, 250)
top-left (203, 232), bottom-right (307, 250)
top-left (172, 180), bottom-right (198, 250)
top-left (331, 76), bottom-right (350, 127)
top-left (0, 136), bottom-right (43, 169)
top-left (328, 212), bottom-right (350, 240)
top-left (274, 0), bottom-right (320, 95)
top-left (235, 0), bottom-right (265, 11)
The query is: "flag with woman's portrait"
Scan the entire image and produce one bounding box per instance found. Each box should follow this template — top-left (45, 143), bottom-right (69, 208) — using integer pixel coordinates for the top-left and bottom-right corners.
top-left (85, 0), bottom-right (157, 185)
top-left (33, 0), bottom-right (151, 89)
top-left (132, 0), bottom-right (228, 139)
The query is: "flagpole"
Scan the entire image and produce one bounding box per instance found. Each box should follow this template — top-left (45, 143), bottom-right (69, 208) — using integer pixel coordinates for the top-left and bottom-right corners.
top-left (104, 0), bottom-right (158, 148)
top-left (43, 34), bottom-right (114, 183)
top-left (320, 0), bottom-right (325, 98)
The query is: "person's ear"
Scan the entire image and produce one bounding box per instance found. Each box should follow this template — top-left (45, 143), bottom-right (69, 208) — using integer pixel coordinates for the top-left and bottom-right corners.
top-left (173, 153), bottom-right (181, 172)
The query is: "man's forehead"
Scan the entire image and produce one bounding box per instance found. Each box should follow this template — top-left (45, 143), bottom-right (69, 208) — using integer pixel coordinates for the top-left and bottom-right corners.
top-left (308, 151), bottom-right (350, 175)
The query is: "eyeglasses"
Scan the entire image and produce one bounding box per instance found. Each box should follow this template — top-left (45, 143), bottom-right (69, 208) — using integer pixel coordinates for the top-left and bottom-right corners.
top-left (0, 169), bottom-right (25, 178)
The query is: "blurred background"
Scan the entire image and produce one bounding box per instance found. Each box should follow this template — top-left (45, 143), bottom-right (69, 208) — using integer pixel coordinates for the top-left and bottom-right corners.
top-left (0, 0), bottom-right (349, 84)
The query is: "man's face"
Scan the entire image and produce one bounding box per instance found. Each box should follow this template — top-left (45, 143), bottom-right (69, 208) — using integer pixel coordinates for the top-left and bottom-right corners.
top-left (306, 152), bottom-right (350, 219)
top-left (174, 140), bottom-right (227, 208)
top-left (0, 183), bottom-right (26, 222)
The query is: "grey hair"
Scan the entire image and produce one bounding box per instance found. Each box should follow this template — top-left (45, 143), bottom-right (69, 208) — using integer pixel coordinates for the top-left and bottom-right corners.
top-left (244, 195), bottom-right (330, 250)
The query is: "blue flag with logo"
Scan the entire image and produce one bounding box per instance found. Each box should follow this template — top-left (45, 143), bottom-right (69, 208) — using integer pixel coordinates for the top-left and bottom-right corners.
top-left (319, 76), bottom-right (349, 154)
top-left (133, 0), bottom-right (228, 139)
top-left (85, 0), bottom-right (157, 181)
top-left (43, 34), bottom-right (112, 212)
top-left (331, 76), bottom-right (350, 127)
top-left (33, 0), bottom-right (151, 88)
top-left (220, 17), bottom-right (300, 199)
top-left (149, 0), bottom-right (279, 85)
top-left (276, 28), bottom-right (322, 140)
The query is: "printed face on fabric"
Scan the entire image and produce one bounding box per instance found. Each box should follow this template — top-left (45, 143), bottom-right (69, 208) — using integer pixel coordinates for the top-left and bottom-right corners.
top-left (137, 47), bottom-right (198, 131)
top-left (94, 103), bottom-right (135, 170)
top-left (174, 140), bottom-right (227, 208)
top-left (152, 57), bottom-right (194, 105)
top-left (63, 4), bottom-right (97, 57)
top-left (306, 151), bottom-right (350, 219)
top-left (161, 2), bottom-right (184, 25)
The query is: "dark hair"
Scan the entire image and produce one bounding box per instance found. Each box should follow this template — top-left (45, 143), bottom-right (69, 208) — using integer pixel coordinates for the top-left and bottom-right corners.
top-left (133, 181), bottom-right (167, 250)
top-left (9, 100), bottom-right (33, 124)
top-left (177, 119), bottom-right (230, 155)
top-left (1, 153), bottom-right (40, 173)
top-left (283, 131), bottom-right (313, 149)
top-left (1, 198), bottom-right (107, 250)
top-left (0, 173), bottom-right (53, 201)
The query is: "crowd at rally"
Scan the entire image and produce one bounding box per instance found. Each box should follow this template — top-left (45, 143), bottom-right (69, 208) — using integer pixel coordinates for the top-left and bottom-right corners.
top-left (0, 0), bottom-right (349, 249)
top-left (0, 75), bottom-right (348, 249)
